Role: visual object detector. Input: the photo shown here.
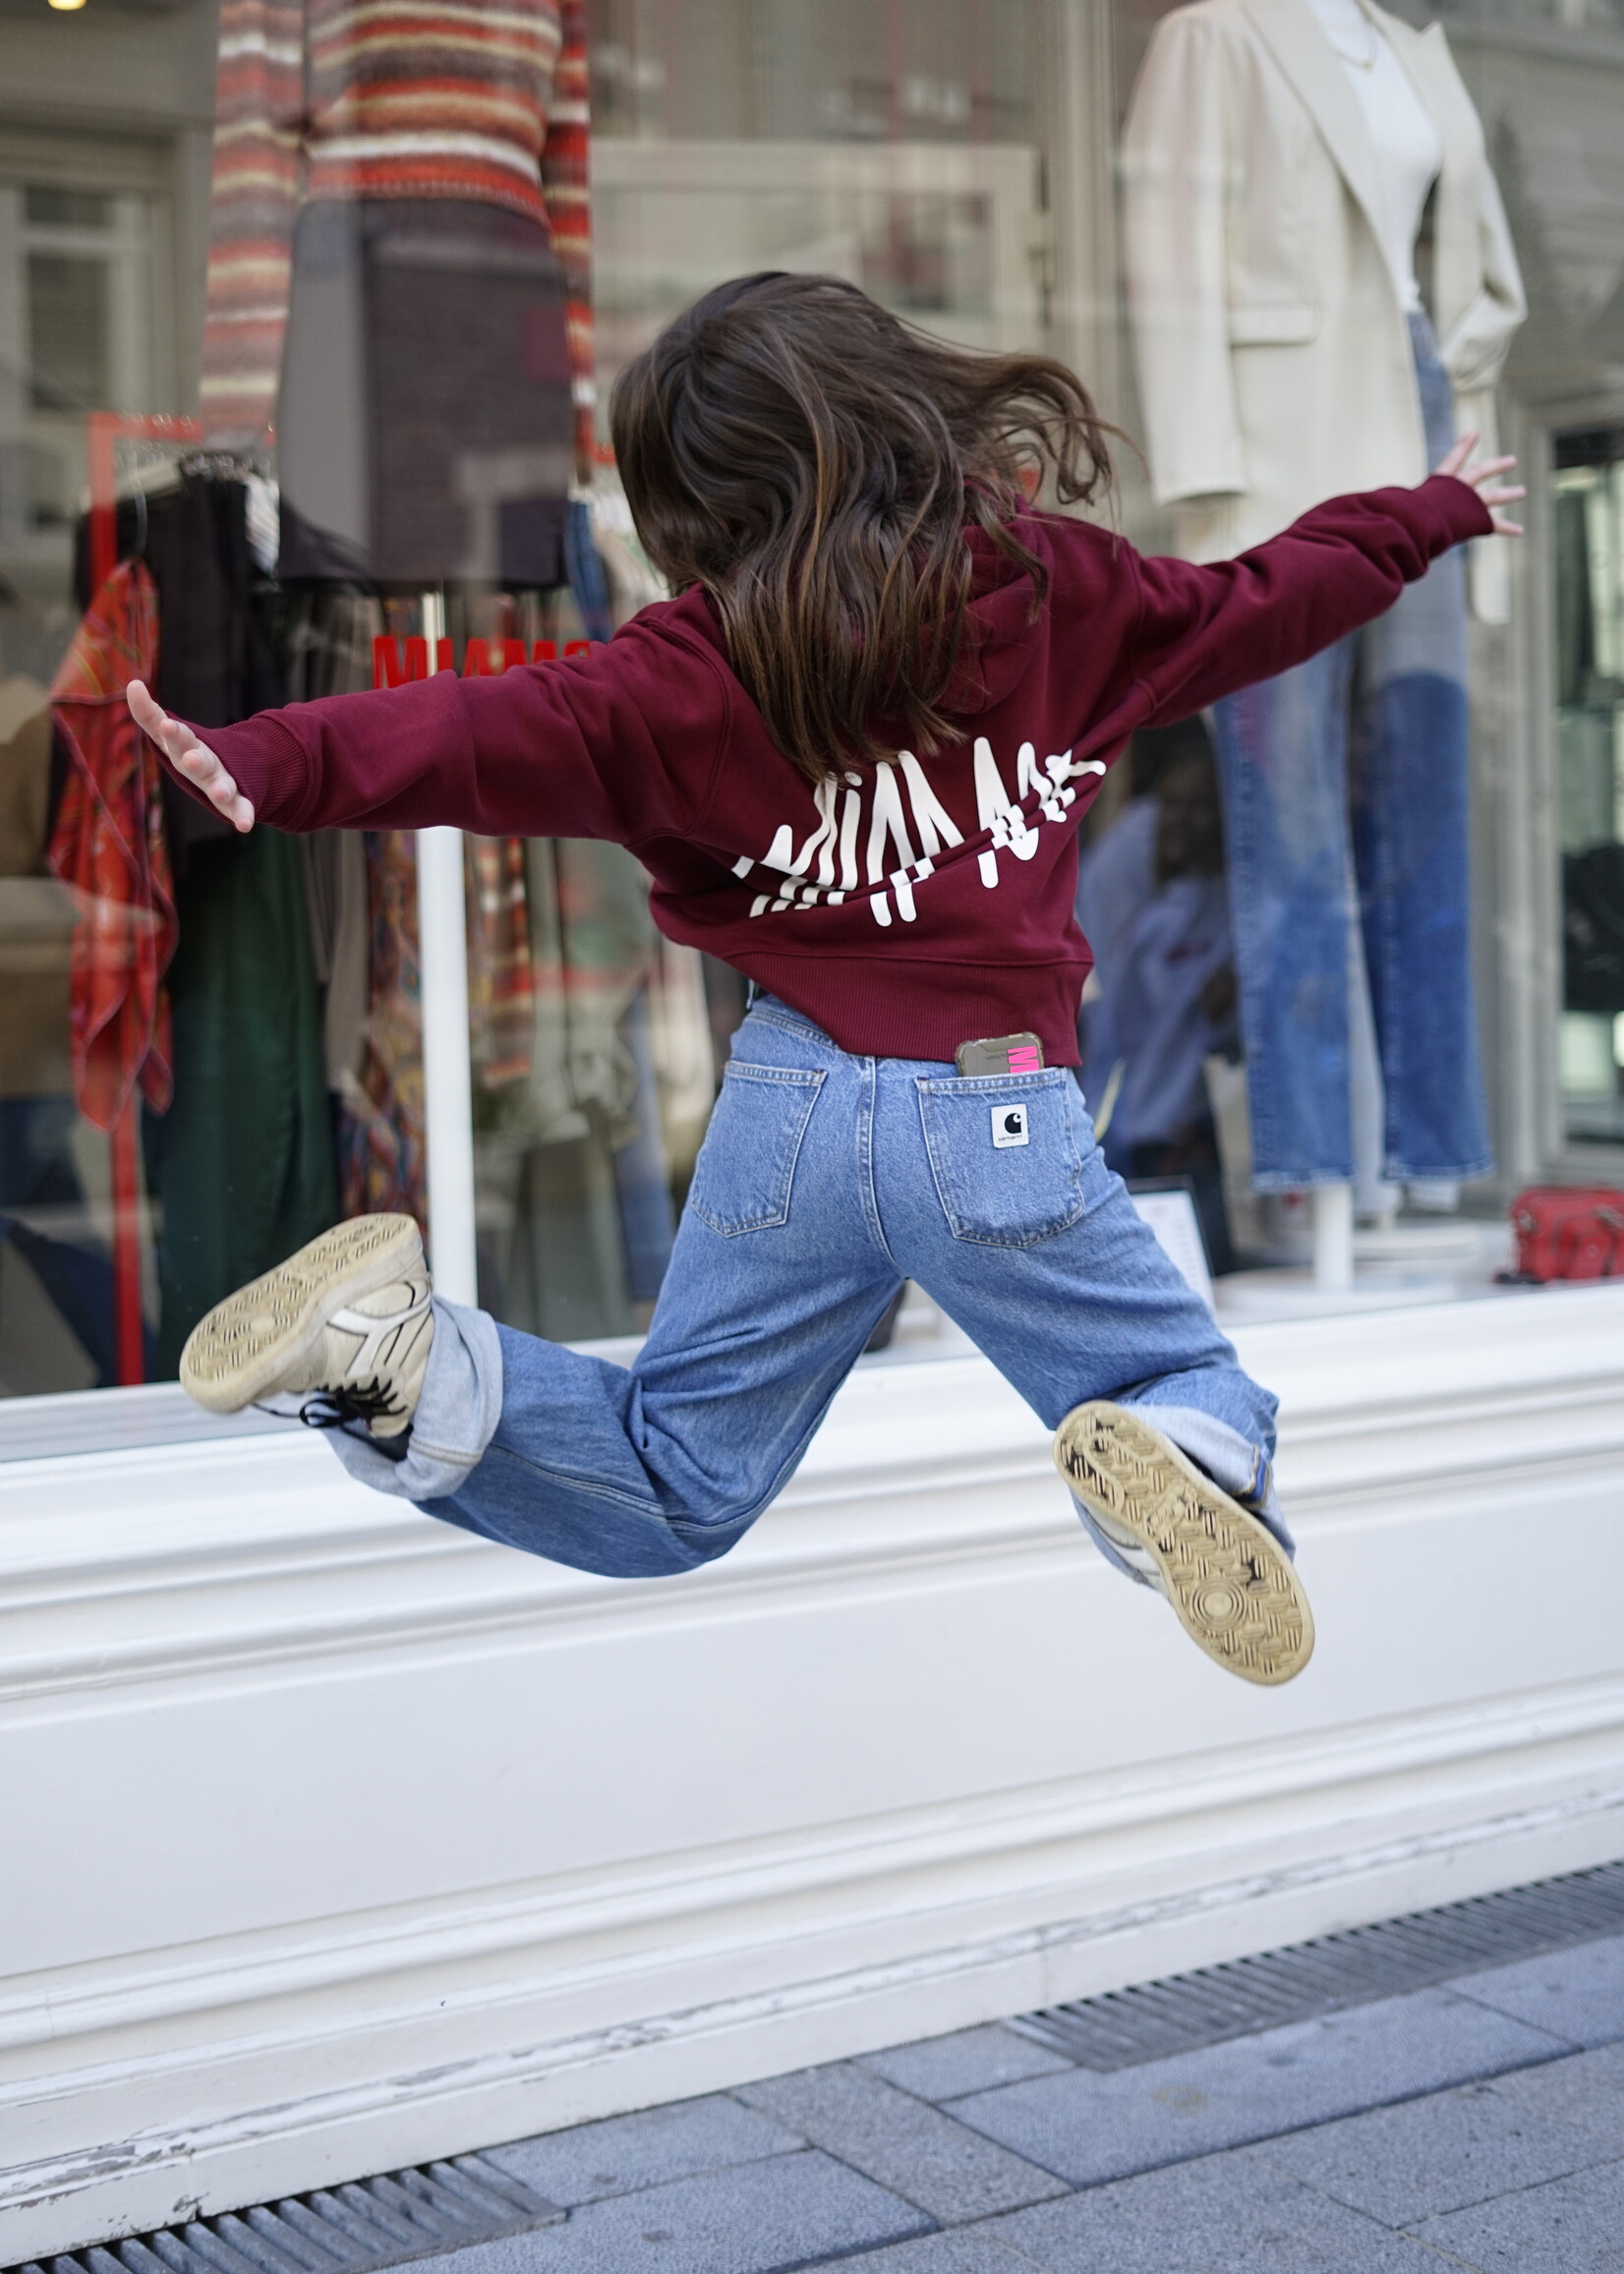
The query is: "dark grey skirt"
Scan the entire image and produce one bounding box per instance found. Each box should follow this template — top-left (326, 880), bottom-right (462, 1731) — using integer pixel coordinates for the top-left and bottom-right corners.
top-left (276, 198), bottom-right (574, 588)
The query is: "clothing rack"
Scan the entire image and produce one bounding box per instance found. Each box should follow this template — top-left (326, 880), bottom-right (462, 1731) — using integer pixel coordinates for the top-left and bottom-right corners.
top-left (86, 413), bottom-right (203, 1388)
top-left (87, 413), bottom-right (203, 595)
top-left (174, 447), bottom-right (270, 485)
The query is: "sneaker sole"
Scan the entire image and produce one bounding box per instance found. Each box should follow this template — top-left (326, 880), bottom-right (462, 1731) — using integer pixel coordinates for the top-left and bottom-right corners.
top-left (178, 1215), bottom-right (426, 1415)
top-left (1053, 1400), bottom-right (1314, 1686)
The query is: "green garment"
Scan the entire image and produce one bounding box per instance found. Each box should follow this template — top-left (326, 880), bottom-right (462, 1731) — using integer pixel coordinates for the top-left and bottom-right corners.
top-left (150, 828), bottom-right (339, 1374)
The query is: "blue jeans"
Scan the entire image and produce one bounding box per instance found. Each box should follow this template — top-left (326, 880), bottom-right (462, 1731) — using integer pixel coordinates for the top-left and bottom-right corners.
top-left (1209, 311), bottom-right (1490, 1189)
top-left (329, 1001), bottom-right (1286, 1579)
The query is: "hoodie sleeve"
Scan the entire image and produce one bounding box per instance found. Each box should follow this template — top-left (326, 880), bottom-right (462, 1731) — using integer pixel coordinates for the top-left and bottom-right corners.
top-left (180, 614), bottom-right (731, 844)
top-left (1127, 476), bottom-right (1492, 725)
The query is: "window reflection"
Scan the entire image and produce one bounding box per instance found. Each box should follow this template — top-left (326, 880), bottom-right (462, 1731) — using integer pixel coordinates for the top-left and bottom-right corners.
top-left (1078, 722), bottom-right (1239, 1274)
top-left (0, 1), bottom-right (1055, 1404)
top-left (0, 674), bottom-right (106, 1394)
top-left (1558, 433), bottom-right (1624, 1142)
top-left (9, 0), bottom-right (1624, 1406)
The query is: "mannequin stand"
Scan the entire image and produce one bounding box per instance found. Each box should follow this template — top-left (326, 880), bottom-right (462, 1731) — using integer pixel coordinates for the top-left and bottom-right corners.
top-left (1218, 1179), bottom-right (1481, 1320)
top-left (1312, 1181), bottom-right (1355, 1292)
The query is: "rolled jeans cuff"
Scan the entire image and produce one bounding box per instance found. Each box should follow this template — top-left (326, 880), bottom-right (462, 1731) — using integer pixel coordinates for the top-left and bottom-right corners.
top-left (323, 1297), bottom-right (503, 1503)
top-left (1075, 1401), bottom-right (1294, 1587)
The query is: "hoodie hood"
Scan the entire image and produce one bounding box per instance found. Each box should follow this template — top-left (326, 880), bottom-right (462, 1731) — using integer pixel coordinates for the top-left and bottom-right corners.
top-left (946, 514), bottom-right (1054, 717)
top-left (684, 513), bottom-right (1053, 735)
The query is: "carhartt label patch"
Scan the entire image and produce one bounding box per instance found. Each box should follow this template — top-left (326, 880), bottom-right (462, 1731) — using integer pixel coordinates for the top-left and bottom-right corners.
top-left (992, 1102), bottom-right (1030, 1149)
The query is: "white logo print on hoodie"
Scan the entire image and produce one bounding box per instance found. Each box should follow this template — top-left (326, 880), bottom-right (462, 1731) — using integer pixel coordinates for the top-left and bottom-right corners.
top-left (730, 738), bottom-right (1106, 927)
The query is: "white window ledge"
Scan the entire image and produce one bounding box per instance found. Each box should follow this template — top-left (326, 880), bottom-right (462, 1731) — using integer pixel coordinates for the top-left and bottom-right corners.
top-left (3, 1283), bottom-right (1624, 2258)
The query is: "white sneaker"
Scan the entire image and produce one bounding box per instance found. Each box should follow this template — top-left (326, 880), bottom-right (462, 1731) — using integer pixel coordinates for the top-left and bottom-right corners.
top-left (179, 1214), bottom-right (434, 1441)
top-left (1054, 1399), bottom-right (1314, 1686)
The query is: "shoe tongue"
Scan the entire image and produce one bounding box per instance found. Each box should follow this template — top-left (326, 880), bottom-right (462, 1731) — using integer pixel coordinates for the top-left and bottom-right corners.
top-left (309, 1314), bottom-right (373, 1390)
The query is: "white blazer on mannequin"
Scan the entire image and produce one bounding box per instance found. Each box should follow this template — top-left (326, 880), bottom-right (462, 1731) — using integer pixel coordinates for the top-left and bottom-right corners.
top-left (1121, 0), bottom-right (1526, 616)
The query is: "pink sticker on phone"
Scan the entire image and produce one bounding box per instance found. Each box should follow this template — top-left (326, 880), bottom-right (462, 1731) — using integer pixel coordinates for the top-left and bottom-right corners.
top-left (1007, 1045), bottom-right (1041, 1074)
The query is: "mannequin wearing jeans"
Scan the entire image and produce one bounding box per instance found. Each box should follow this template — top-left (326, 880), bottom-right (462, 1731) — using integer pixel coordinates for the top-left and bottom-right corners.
top-left (1122, 0), bottom-right (1526, 1248)
top-left (1209, 309), bottom-right (1488, 1203)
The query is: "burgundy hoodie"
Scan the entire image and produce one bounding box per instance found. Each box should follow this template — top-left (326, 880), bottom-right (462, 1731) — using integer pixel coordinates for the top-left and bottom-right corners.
top-left (188, 476), bottom-right (1490, 1068)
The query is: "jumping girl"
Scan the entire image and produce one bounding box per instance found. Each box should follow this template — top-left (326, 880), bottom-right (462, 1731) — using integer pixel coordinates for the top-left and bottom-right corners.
top-left (129, 272), bottom-right (1522, 1688)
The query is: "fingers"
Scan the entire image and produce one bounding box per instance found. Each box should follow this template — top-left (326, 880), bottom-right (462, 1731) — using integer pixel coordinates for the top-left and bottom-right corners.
top-left (1455, 456), bottom-right (1519, 493)
top-left (1431, 440), bottom-right (1526, 538)
top-left (1438, 437), bottom-right (1518, 482)
top-left (1477, 476), bottom-right (1527, 539)
top-left (174, 744), bottom-right (254, 833)
top-left (128, 678), bottom-right (168, 739)
top-left (1435, 437), bottom-right (1522, 492)
top-left (126, 681), bottom-right (256, 832)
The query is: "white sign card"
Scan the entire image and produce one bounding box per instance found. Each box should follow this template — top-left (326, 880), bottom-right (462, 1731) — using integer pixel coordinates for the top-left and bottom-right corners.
top-left (1129, 1186), bottom-right (1215, 1312)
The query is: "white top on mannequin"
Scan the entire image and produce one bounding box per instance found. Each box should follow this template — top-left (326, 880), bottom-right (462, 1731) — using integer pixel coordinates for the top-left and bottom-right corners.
top-left (1304, 0), bottom-right (1442, 313)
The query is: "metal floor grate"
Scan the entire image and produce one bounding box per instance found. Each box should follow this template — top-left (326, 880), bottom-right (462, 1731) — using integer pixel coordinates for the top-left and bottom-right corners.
top-left (1011, 1856), bottom-right (1624, 2070)
top-left (15, 2154), bottom-right (561, 2274)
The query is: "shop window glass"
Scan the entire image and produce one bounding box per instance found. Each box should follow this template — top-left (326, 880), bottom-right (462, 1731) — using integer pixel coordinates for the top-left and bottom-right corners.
top-left (1557, 432), bottom-right (1624, 1141)
top-left (16, 0), bottom-right (1624, 1421)
top-left (28, 254), bottom-right (109, 417)
top-left (1428, 0), bottom-right (1624, 1162)
top-left (24, 187), bottom-right (115, 231)
top-left (1103, 0), bottom-right (1624, 1294)
top-left (0, 2), bottom-right (1057, 1429)
top-left (0, 155), bottom-right (163, 1417)
top-left (2, 176), bottom-right (156, 651)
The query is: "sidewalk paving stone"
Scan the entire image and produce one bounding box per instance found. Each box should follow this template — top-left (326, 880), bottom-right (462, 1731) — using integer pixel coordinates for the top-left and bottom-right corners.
top-left (1255, 2074), bottom-right (1616, 2225)
top-left (979, 2149), bottom-right (1460, 2272)
top-left (945, 1989), bottom-right (1568, 2187)
top-left (484, 2093), bottom-right (803, 2206)
top-left (395, 2147), bottom-right (929, 2274)
top-left (738, 2062), bottom-right (1070, 2222)
top-left (1467, 2037), bottom-right (1624, 2147)
top-left (859, 2026), bottom-right (1076, 2103)
top-left (1451, 1935), bottom-right (1624, 2054)
top-left (1409, 2153), bottom-right (1624, 2270)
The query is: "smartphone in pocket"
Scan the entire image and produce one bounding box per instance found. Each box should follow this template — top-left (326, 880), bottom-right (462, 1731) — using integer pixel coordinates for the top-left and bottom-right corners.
top-left (954, 1032), bottom-right (1045, 1079)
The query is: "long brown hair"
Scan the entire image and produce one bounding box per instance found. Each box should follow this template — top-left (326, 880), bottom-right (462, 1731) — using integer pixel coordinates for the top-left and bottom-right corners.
top-left (609, 272), bottom-right (1116, 783)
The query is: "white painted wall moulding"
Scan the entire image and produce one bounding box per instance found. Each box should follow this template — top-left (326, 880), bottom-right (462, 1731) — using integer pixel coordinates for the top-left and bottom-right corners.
top-left (3, 1284), bottom-right (1624, 2259)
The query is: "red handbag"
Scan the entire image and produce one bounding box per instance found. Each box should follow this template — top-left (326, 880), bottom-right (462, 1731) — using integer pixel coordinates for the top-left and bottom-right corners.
top-left (1509, 1187), bottom-right (1624, 1282)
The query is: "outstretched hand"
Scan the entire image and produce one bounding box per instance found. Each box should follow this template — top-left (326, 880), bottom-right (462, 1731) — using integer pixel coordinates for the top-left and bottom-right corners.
top-left (1435, 435), bottom-right (1525, 537)
top-left (127, 680), bottom-right (255, 833)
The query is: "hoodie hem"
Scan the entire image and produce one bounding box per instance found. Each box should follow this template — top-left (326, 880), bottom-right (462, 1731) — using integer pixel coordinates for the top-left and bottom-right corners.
top-left (730, 952), bottom-right (1090, 1068)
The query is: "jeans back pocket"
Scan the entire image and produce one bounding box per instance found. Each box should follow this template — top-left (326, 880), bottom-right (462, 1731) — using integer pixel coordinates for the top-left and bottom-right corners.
top-left (688, 1060), bottom-right (827, 1236)
top-left (915, 1069), bottom-right (1087, 1247)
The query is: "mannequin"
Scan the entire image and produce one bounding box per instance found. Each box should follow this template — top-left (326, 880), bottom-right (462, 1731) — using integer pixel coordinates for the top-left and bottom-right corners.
top-left (1123, 0), bottom-right (1526, 1282)
top-left (195, 0), bottom-right (619, 1289)
top-left (1305, 0), bottom-right (1441, 319)
top-left (199, 0), bottom-right (592, 583)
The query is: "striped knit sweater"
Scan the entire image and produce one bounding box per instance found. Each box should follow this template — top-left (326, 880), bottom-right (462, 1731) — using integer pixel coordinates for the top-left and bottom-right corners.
top-left (200, 0), bottom-right (592, 464)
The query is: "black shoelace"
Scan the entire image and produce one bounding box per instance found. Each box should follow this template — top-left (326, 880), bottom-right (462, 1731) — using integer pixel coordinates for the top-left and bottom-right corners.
top-left (295, 1379), bottom-right (403, 1431)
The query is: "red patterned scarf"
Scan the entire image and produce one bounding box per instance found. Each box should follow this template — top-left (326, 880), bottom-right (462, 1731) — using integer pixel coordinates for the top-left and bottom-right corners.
top-left (47, 560), bottom-right (178, 1131)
